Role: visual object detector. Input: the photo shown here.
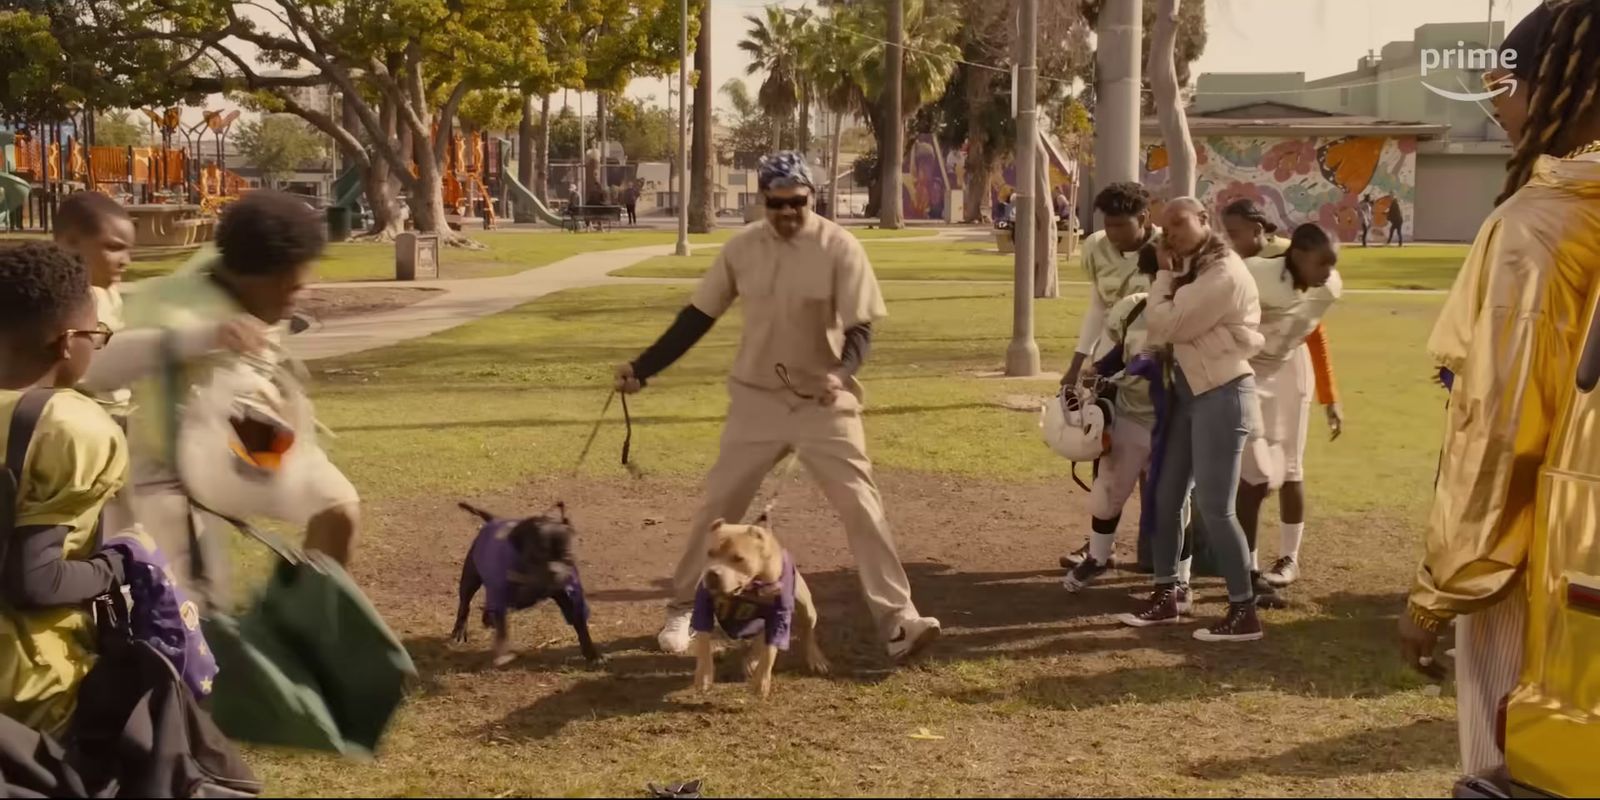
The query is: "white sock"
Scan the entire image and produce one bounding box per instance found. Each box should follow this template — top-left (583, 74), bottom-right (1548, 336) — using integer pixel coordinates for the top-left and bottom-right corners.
top-left (1176, 557), bottom-right (1193, 584)
top-left (1250, 549), bottom-right (1259, 572)
top-left (1089, 532), bottom-right (1116, 562)
top-left (1280, 523), bottom-right (1305, 562)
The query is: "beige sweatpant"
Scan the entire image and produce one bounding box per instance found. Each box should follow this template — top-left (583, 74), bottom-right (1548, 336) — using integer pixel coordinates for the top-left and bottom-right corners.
top-left (669, 381), bottom-right (921, 642)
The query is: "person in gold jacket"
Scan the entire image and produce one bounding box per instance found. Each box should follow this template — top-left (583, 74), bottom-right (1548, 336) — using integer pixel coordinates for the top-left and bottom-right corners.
top-left (1400, 0), bottom-right (1600, 780)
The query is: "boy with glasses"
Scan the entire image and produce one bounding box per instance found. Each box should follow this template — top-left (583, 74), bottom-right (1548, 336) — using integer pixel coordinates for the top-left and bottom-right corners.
top-left (0, 242), bottom-right (130, 733)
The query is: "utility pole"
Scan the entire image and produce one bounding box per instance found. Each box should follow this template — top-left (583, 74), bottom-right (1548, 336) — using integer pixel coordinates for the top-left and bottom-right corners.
top-left (676, 0), bottom-right (690, 256)
top-left (585, 89), bottom-right (592, 208)
top-left (1007, 0), bottom-right (1040, 376)
top-left (1093, 0), bottom-right (1142, 210)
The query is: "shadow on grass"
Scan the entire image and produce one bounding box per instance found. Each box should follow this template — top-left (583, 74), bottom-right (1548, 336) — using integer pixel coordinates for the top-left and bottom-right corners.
top-left (1190, 718), bottom-right (1458, 779)
top-left (939, 590), bottom-right (1431, 712)
top-left (331, 402), bottom-right (999, 434)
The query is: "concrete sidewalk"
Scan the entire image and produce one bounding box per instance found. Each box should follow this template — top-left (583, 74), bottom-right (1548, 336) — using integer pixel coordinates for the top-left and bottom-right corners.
top-left (290, 244), bottom-right (684, 361)
top-left (290, 228), bottom-right (983, 362)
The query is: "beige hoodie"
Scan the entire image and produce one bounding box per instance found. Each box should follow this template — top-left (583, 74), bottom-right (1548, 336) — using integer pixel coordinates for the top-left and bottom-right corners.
top-left (1145, 232), bottom-right (1264, 395)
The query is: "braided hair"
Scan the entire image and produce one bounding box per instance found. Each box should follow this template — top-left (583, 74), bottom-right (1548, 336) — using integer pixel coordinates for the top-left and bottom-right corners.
top-left (1499, 0), bottom-right (1600, 204)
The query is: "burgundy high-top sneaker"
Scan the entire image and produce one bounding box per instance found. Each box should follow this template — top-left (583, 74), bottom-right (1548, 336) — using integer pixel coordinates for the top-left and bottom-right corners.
top-left (1194, 601), bottom-right (1264, 642)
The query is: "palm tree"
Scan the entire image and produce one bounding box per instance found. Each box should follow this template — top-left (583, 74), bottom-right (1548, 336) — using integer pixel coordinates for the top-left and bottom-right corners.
top-left (800, 18), bottom-right (861, 218)
top-left (829, 0), bottom-right (960, 220)
top-left (739, 5), bottom-right (806, 150)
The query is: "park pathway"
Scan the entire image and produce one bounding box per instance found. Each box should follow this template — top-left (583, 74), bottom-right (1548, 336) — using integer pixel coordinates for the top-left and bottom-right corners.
top-left (290, 228), bottom-right (1445, 361)
top-left (291, 244), bottom-right (685, 361)
top-left (289, 229), bottom-right (974, 361)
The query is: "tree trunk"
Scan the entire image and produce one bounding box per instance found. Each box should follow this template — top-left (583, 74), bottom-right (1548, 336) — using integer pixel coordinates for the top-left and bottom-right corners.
top-left (515, 92), bottom-right (536, 222)
top-left (828, 110), bottom-right (843, 220)
top-left (688, 0), bottom-right (714, 233)
top-left (771, 116), bottom-right (782, 152)
top-left (798, 92), bottom-right (810, 156)
top-left (1092, 0), bottom-right (1142, 204)
top-left (361, 97), bottom-right (403, 239)
top-left (1148, 0), bottom-right (1196, 199)
top-left (537, 94), bottom-right (551, 202)
top-left (1032, 133), bottom-right (1059, 298)
top-left (879, 0), bottom-right (905, 229)
top-left (961, 66), bottom-right (992, 223)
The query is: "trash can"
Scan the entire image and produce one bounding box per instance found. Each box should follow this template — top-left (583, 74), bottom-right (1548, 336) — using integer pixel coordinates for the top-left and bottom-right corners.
top-left (325, 206), bottom-right (352, 242)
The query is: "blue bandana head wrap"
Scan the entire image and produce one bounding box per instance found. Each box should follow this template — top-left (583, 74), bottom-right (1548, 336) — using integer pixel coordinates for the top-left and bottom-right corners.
top-left (757, 151), bottom-right (814, 192)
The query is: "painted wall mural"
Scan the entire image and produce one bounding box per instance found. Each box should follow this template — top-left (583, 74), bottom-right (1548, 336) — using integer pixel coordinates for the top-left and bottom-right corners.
top-left (902, 134), bottom-right (950, 222)
top-left (1140, 134), bottom-right (1417, 242)
top-left (906, 133), bottom-right (1080, 222)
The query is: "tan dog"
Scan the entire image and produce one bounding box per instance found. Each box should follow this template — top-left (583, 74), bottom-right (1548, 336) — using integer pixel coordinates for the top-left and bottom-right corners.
top-left (691, 519), bottom-right (828, 698)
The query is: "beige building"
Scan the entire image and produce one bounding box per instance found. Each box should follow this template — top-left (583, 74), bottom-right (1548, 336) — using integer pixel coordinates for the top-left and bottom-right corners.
top-left (1188, 19), bottom-right (1510, 242)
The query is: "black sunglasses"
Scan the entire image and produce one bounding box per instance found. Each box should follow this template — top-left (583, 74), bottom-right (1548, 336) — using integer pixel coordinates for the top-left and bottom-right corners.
top-left (765, 195), bottom-right (809, 211)
top-left (61, 322), bottom-right (114, 350)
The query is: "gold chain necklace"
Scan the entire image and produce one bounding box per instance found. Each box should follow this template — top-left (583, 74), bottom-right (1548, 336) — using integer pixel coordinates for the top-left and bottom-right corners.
top-left (1565, 139), bottom-right (1600, 159)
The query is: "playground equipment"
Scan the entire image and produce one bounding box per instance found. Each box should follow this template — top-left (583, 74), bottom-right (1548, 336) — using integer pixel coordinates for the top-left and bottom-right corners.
top-left (440, 129), bottom-right (498, 229)
top-left (3, 107), bottom-right (247, 240)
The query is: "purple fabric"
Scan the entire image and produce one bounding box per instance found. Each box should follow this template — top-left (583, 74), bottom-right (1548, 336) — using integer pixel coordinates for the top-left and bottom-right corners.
top-left (1127, 353), bottom-right (1169, 545)
top-left (690, 551), bottom-right (796, 650)
top-left (471, 520), bottom-right (589, 624)
top-left (1438, 367), bottom-right (1454, 393)
top-left (101, 534), bottom-right (218, 699)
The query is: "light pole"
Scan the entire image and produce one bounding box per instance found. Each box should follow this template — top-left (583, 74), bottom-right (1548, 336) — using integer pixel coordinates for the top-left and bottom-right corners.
top-left (1006, 0), bottom-right (1041, 376)
top-left (676, 0), bottom-right (690, 256)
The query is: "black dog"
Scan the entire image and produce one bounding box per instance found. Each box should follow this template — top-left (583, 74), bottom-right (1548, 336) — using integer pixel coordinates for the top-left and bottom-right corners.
top-left (451, 502), bottom-right (603, 666)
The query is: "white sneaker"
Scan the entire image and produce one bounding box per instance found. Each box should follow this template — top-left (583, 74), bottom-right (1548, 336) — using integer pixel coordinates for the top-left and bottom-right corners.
top-left (887, 616), bottom-right (941, 663)
top-left (657, 608), bottom-right (694, 654)
top-left (1263, 556), bottom-right (1300, 588)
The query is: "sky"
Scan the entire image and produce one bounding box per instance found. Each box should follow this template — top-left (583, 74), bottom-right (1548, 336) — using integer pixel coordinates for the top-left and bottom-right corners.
top-left (611, 0), bottom-right (1531, 115)
top-left (165, 0), bottom-right (1532, 129)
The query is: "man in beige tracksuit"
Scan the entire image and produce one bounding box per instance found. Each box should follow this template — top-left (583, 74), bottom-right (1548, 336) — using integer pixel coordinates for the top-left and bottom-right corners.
top-left (614, 151), bottom-right (940, 662)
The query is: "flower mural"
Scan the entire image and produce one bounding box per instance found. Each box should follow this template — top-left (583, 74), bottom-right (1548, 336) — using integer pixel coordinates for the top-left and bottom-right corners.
top-left (1262, 139), bottom-right (1317, 182)
top-left (1140, 134), bottom-right (1416, 243)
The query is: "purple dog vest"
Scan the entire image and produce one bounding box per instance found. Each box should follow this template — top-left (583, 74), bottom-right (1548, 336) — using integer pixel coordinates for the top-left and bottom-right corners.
top-left (472, 519), bottom-right (589, 625)
top-left (691, 551), bottom-right (796, 650)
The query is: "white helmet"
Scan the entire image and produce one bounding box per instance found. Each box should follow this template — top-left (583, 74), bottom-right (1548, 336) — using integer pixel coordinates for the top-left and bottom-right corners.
top-left (176, 356), bottom-right (319, 523)
top-left (1040, 383), bottom-right (1115, 463)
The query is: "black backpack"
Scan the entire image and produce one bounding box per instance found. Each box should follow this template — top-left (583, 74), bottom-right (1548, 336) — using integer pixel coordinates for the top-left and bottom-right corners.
top-left (0, 389), bottom-right (261, 798)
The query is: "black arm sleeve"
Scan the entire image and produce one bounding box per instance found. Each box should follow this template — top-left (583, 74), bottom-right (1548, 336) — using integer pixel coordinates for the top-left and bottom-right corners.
top-left (631, 305), bottom-right (717, 383)
top-left (1, 525), bottom-right (123, 610)
top-left (838, 323), bottom-right (874, 377)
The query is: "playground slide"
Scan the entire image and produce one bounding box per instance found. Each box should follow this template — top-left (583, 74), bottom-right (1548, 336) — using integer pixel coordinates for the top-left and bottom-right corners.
top-left (500, 166), bottom-right (567, 227)
top-left (0, 171), bottom-right (29, 229)
top-left (331, 165), bottom-right (364, 209)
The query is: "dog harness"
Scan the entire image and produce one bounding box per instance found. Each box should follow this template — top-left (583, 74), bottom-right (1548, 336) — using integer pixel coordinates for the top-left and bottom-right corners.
top-left (473, 519), bottom-right (590, 626)
top-left (690, 551), bottom-right (796, 650)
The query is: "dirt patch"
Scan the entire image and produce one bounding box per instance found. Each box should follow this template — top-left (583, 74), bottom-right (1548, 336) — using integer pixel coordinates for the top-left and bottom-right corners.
top-left (296, 287), bottom-right (440, 320)
top-left (251, 471), bottom-right (1457, 796)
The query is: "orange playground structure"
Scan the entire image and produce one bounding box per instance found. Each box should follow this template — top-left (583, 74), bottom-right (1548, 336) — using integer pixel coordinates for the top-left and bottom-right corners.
top-left (439, 128), bottom-right (499, 229)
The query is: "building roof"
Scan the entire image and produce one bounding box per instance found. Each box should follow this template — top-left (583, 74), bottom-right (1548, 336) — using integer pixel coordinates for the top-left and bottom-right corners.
top-left (1201, 101), bottom-right (1336, 119)
top-left (1142, 112), bottom-right (1449, 139)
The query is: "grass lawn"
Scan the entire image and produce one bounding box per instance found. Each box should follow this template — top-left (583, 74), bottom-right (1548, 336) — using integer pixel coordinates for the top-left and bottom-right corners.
top-left (229, 282), bottom-right (1459, 796)
top-left (120, 226), bottom-right (925, 284)
top-left (617, 240), bottom-right (1470, 291)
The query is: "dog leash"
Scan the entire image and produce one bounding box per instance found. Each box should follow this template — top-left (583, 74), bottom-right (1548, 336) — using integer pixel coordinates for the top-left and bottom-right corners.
top-left (750, 452), bottom-right (802, 526)
top-left (571, 390), bottom-right (633, 476)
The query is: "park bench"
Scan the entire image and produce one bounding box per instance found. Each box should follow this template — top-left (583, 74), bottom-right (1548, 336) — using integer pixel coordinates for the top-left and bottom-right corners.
top-left (564, 204), bottom-right (624, 233)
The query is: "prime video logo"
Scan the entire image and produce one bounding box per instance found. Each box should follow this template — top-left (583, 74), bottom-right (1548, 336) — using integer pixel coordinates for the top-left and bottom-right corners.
top-left (1420, 43), bottom-right (1519, 102)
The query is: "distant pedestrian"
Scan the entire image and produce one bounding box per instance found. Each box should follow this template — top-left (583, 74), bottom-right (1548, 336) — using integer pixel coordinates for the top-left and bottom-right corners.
top-left (1054, 187), bottom-right (1070, 221)
top-left (1385, 197), bottom-right (1404, 247)
top-left (623, 183), bottom-right (639, 226)
top-left (1357, 195), bottom-right (1374, 247)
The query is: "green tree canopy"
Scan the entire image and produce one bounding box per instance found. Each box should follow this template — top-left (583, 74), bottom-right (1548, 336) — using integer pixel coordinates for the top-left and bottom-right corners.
top-left (93, 111), bottom-right (146, 146)
top-left (235, 113), bottom-right (326, 187)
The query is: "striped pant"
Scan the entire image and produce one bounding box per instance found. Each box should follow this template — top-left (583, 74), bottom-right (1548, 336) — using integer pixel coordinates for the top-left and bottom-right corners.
top-left (1455, 588), bottom-right (1527, 776)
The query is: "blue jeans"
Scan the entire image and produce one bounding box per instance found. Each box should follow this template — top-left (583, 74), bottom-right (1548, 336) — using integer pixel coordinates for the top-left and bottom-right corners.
top-left (1153, 367), bottom-right (1256, 602)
